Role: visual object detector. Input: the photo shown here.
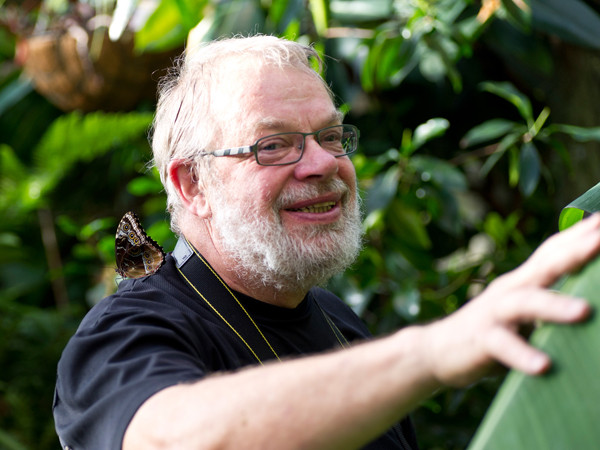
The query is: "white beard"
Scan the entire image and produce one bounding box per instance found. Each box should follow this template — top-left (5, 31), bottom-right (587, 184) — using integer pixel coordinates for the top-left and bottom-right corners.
top-left (208, 178), bottom-right (363, 294)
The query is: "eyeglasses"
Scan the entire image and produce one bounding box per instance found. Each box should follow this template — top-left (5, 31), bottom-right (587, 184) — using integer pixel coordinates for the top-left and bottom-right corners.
top-left (200, 124), bottom-right (360, 166)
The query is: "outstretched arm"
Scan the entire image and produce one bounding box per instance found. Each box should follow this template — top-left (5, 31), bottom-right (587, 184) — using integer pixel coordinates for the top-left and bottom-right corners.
top-left (123, 214), bottom-right (600, 450)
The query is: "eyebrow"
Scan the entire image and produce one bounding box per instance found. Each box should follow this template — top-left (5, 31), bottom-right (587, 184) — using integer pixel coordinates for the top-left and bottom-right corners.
top-left (254, 110), bottom-right (344, 132)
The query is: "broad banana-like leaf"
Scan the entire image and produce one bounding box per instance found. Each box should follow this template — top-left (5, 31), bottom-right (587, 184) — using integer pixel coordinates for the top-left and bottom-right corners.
top-left (468, 255), bottom-right (600, 449)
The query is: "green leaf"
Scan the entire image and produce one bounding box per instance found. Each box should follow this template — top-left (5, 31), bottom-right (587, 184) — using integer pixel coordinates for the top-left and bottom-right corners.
top-left (530, 0), bottom-right (600, 50)
top-left (268, 0), bottom-right (305, 33)
top-left (79, 217), bottom-right (116, 240)
top-left (468, 255), bottom-right (600, 450)
top-left (365, 165), bottom-right (400, 214)
top-left (411, 118), bottom-right (450, 153)
top-left (127, 176), bottom-right (163, 196)
top-left (547, 124), bottom-right (600, 142)
top-left (421, 33), bottom-right (462, 92)
top-left (31, 111), bottom-right (153, 203)
top-left (500, 0), bottom-right (531, 31)
top-left (518, 142), bottom-right (540, 197)
top-left (135, 0), bottom-right (203, 52)
top-left (508, 146), bottom-right (520, 187)
top-left (480, 81), bottom-right (533, 125)
top-left (308, 0), bottom-right (329, 36)
top-left (558, 182), bottom-right (600, 231)
top-left (558, 207), bottom-right (585, 232)
top-left (362, 32), bottom-right (420, 91)
top-left (173, 0), bottom-right (205, 29)
top-left (0, 144), bottom-right (27, 200)
top-left (529, 106), bottom-right (550, 138)
top-left (0, 428), bottom-right (28, 450)
top-left (387, 202), bottom-right (432, 251)
top-left (379, 35), bottom-right (420, 88)
top-left (461, 119), bottom-right (518, 148)
top-left (480, 132), bottom-right (522, 178)
top-left (0, 78), bottom-right (33, 117)
top-left (198, 0), bottom-right (265, 44)
top-left (411, 155), bottom-right (467, 191)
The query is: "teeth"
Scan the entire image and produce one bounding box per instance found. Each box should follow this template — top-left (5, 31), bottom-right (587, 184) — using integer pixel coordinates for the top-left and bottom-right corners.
top-left (293, 201), bottom-right (336, 213)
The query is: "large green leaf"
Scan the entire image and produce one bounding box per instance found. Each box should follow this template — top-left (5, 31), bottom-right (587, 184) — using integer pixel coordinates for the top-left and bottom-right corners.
top-left (1, 112), bottom-right (154, 212)
top-left (559, 182), bottom-right (600, 231)
top-left (468, 255), bottom-right (600, 449)
top-left (530, 0), bottom-right (600, 50)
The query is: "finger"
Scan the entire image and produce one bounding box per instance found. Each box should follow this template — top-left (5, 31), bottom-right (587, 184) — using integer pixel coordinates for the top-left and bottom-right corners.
top-left (484, 327), bottom-right (551, 375)
top-left (509, 213), bottom-right (600, 288)
top-left (495, 289), bottom-right (591, 324)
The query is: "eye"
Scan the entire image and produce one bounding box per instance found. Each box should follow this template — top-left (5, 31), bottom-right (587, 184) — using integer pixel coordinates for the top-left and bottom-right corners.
top-left (257, 136), bottom-right (294, 152)
top-left (319, 128), bottom-right (345, 152)
top-left (321, 130), bottom-right (342, 143)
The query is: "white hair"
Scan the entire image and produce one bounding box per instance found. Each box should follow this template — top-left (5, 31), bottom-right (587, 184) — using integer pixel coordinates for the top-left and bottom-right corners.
top-left (150, 35), bottom-right (334, 234)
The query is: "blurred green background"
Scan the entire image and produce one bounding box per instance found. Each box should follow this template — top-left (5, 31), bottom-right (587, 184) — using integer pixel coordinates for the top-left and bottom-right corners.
top-left (2, 0), bottom-right (600, 448)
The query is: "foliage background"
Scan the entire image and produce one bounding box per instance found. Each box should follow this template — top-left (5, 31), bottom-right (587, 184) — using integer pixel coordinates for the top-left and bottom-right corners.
top-left (1, 0), bottom-right (600, 448)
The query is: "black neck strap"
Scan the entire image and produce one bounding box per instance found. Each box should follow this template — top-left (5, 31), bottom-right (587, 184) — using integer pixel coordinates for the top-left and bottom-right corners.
top-left (172, 237), bottom-right (348, 364)
top-left (173, 237), bottom-right (280, 364)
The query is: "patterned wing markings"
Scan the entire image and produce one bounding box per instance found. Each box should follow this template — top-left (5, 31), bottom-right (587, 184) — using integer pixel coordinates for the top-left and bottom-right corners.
top-left (115, 211), bottom-right (165, 278)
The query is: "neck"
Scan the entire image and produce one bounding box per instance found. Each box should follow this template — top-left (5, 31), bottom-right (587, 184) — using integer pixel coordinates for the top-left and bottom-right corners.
top-left (181, 229), bottom-right (308, 309)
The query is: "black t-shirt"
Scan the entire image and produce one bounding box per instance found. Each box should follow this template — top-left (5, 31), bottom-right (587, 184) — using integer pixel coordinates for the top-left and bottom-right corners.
top-left (53, 239), bottom-right (418, 449)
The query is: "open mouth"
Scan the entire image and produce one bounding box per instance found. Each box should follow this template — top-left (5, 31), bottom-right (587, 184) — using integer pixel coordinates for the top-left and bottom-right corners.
top-left (289, 201), bottom-right (337, 213)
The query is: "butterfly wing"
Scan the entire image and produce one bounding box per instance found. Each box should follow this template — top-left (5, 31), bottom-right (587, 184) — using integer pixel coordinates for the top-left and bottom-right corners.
top-left (115, 211), bottom-right (165, 278)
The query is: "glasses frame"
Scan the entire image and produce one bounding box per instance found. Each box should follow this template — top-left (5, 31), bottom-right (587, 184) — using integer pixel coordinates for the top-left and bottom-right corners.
top-left (200, 124), bottom-right (360, 166)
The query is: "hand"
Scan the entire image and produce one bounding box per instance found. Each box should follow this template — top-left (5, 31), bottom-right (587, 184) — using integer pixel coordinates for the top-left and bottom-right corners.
top-left (423, 213), bottom-right (600, 387)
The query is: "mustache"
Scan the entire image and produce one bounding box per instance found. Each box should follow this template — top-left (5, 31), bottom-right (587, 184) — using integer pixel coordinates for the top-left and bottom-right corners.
top-left (274, 178), bottom-right (352, 210)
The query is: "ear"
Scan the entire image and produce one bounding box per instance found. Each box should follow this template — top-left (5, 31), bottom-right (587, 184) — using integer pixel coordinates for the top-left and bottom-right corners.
top-left (168, 160), bottom-right (212, 219)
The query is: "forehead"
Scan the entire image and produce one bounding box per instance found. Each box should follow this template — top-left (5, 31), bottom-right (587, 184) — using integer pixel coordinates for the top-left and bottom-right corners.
top-left (212, 60), bottom-right (339, 139)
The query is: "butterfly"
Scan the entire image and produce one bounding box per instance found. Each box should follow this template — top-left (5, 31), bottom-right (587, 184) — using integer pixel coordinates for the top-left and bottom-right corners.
top-left (115, 211), bottom-right (165, 278)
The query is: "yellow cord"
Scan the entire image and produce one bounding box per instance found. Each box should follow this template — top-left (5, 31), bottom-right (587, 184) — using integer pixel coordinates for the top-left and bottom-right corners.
top-left (176, 266), bottom-right (266, 364)
top-left (183, 237), bottom-right (281, 362)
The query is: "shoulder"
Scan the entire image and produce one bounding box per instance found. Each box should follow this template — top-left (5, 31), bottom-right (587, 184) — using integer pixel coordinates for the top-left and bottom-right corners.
top-left (53, 255), bottom-right (210, 449)
top-left (80, 254), bottom-right (199, 330)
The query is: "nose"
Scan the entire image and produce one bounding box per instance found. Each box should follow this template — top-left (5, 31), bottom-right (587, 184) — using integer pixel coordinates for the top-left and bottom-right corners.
top-left (293, 136), bottom-right (339, 181)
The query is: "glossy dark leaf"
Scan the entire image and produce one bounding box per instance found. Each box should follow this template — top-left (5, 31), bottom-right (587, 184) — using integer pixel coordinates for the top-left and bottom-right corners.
top-left (480, 81), bottom-right (533, 124)
top-left (461, 119), bottom-right (518, 148)
top-left (547, 124), bottom-right (600, 142)
top-left (411, 155), bottom-right (467, 191)
top-left (518, 142), bottom-right (541, 197)
top-left (530, 0), bottom-right (600, 50)
top-left (411, 118), bottom-right (450, 153)
top-left (480, 132), bottom-right (523, 178)
top-left (365, 165), bottom-right (400, 214)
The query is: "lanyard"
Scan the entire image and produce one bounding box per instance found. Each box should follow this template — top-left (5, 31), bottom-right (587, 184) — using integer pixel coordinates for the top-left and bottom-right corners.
top-left (172, 237), bottom-right (347, 365)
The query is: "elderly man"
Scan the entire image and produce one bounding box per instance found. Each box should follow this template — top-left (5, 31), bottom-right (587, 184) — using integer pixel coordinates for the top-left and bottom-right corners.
top-left (53, 35), bottom-right (600, 450)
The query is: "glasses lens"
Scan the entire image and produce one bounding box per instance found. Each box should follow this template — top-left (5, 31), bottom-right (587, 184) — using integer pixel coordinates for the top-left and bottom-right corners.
top-left (318, 125), bottom-right (357, 155)
top-left (255, 133), bottom-right (302, 165)
top-left (254, 125), bottom-right (359, 166)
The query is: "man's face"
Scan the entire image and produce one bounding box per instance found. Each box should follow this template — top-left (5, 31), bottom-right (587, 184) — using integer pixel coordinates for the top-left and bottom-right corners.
top-left (204, 63), bottom-right (362, 293)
